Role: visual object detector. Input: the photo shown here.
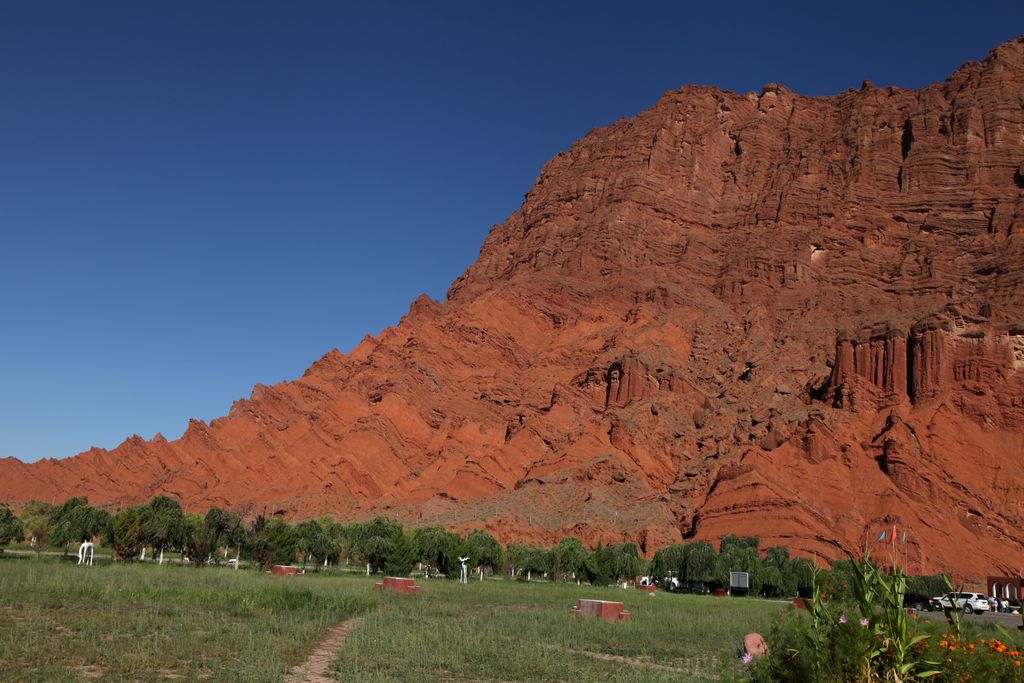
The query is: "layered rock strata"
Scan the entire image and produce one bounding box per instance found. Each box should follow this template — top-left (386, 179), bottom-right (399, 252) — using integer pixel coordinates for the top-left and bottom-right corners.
top-left (3, 38), bottom-right (1024, 578)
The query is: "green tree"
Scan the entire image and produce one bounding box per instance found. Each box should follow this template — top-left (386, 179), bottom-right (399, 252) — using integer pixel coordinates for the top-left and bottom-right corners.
top-left (359, 535), bottom-right (395, 573)
top-left (650, 543), bottom-right (687, 583)
top-left (595, 542), bottom-right (642, 585)
top-left (111, 505), bottom-right (147, 561)
top-left (314, 516), bottom-right (345, 565)
top-left (412, 526), bottom-right (461, 577)
top-left (183, 512), bottom-right (224, 567)
top-left (48, 497), bottom-right (112, 552)
top-left (551, 537), bottom-right (594, 583)
top-left (141, 495), bottom-right (188, 564)
top-left (907, 573), bottom-right (950, 597)
top-left (760, 563), bottom-right (784, 597)
top-left (294, 519), bottom-right (337, 569)
top-left (683, 541), bottom-right (718, 585)
top-left (19, 500), bottom-right (53, 553)
top-left (0, 506), bottom-right (24, 549)
top-left (348, 517), bottom-right (408, 574)
top-left (719, 534), bottom-right (760, 553)
top-left (507, 544), bottom-right (550, 581)
top-left (252, 517), bottom-right (297, 568)
top-left (381, 532), bottom-right (415, 576)
top-left (203, 508), bottom-right (232, 542)
top-left (197, 507), bottom-right (246, 563)
top-left (791, 556), bottom-right (816, 597)
top-left (219, 510), bottom-right (248, 565)
top-left (764, 546), bottom-right (797, 597)
top-left (506, 543), bottom-right (527, 578)
top-left (464, 530), bottom-right (504, 579)
top-left (518, 546), bottom-right (551, 582)
top-left (716, 544), bottom-right (763, 593)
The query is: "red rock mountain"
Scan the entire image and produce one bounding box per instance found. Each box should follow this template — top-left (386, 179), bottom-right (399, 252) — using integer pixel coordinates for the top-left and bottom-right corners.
top-left (4, 38), bottom-right (1024, 578)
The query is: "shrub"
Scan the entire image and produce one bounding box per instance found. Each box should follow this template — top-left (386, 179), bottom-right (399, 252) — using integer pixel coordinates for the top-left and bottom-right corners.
top-left (0, 506), bottom-right (24, 548)
top-left (749, 555), bottom-right (940, 682)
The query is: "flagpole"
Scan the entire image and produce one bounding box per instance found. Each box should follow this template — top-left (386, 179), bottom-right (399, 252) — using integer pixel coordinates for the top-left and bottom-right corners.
top-left (892, 524), bottom-right (897, 571)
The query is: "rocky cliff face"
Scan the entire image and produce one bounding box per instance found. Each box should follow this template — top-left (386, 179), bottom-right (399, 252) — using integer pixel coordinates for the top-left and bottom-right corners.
top-left (3, 38), bottom-right (1024, 578)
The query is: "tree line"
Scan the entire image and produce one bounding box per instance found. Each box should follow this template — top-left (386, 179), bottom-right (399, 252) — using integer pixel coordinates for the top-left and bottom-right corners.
top-left (0, 499), bottom-right (949, 595)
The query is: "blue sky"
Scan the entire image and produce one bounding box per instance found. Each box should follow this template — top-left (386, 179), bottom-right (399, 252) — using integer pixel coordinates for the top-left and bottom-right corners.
top-left (1, 2), bottom-right (1021, 462)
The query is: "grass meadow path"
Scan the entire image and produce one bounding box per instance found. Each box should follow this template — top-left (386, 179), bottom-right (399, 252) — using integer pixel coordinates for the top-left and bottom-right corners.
top-left (285, 617), bottom-right (363, 683)
top-left (331, 579), bottom-right (784, 681)
top-left (0, 558), bottom-right (786, 681)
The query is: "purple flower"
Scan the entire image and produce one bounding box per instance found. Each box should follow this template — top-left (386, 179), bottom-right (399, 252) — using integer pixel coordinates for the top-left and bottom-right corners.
top-left (741, 652), bottom-right (754, 664)
top-left (860, 618), bottom-right (869, 627)
top-left (839, 614), bottom-right (848, 624)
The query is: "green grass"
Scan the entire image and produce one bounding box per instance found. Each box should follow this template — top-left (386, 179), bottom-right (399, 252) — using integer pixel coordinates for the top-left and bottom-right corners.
top-left (334, 579), bottom-right (783, 681)
top-left (0, 556), bottom-right (376, 681)
top-left (0, 557), bottom-right (784, 681)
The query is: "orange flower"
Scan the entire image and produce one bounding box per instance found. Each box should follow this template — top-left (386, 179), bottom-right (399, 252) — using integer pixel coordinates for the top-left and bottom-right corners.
top-left (1015, 661), bottom-right (1021, 667)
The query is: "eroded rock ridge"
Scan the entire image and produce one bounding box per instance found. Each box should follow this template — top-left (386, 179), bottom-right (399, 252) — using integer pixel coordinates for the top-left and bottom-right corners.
top-left (3, 38), bottom-right (1024, 577)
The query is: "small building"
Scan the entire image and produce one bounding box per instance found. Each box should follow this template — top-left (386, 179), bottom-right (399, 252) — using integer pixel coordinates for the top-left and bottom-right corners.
top-left (986, 575), bottom-right (1022, 600)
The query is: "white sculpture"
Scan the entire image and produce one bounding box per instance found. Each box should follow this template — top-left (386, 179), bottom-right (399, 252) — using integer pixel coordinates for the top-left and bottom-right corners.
top-left (77, 541), bottom-right (94, 566)
top-left (458, 556), bottom-right (470, 584)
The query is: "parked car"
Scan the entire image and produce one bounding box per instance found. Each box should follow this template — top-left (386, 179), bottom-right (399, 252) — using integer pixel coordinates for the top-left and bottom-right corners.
top-left (681, 581), bottom-right (709, 594)
top-left (935, 592), bottom-right (990, 614)
top-left (902, 592), bottom-right (934, 611)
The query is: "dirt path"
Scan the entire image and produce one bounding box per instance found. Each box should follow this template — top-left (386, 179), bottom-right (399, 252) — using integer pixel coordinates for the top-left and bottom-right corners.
top-left (284, 617), bottom-right (362, 683)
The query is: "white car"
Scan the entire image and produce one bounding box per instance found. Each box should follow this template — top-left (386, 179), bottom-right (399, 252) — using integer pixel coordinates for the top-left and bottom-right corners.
top-left (935, 592), bottom-right (990, 615)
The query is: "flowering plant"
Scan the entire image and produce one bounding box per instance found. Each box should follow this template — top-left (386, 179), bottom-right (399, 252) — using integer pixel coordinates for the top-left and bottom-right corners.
top-left (745, 554), bottom-right (1024, 682)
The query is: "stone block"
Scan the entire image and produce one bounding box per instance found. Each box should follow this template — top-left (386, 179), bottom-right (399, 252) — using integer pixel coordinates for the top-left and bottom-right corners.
top-left (373, 576), bottom-right (422, 594)
top-left (270, 565), bottom-right (301, 576)
top-left (570, 599), bottom-right (630, 623)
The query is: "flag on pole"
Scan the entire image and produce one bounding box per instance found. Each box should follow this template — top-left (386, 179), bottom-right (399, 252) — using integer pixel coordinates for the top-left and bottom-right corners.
top-left (877, 531), bottom-right (887, 542)
top-left (902, 530), bottom-right (907, 543)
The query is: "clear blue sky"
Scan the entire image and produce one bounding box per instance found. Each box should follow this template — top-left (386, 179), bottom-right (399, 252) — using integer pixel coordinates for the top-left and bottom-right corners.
top-left (1, 2), bottom-right (1021, 462)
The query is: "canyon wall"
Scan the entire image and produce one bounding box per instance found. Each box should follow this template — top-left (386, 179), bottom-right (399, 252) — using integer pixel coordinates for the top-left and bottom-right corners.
top-left (2, 38), bottom-right (1024, 579)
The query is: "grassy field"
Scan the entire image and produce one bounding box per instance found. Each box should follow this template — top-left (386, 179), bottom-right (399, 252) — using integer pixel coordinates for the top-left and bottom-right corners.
top-left (0, 555), bottom-right (784, 681)
top-left (335, 578), bottom-right (782, 681)
top-left (0, 556), bottom-right (375, 681)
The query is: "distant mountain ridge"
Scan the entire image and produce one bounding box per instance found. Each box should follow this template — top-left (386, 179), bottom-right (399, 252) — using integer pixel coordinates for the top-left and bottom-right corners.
top-left (4, 37), bottom-right (1024, 578)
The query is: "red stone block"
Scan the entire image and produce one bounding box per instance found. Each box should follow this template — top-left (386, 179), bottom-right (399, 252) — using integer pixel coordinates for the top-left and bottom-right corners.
top-left (570, 599), bottom-right (630, 623)
top-left (635, 584), bottom-right (656, 593)
top-left (373, 576), bottom-right (422, 594)
top-left (270, 565), bottom-right (301, 576)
